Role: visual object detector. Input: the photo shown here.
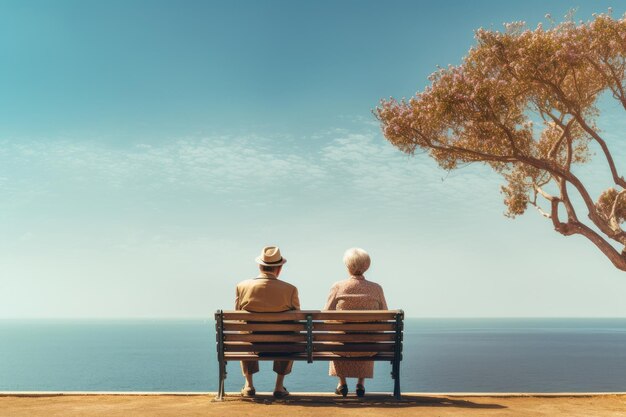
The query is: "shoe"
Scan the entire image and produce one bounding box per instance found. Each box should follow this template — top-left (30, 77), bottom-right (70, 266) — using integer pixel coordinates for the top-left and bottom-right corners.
top-left (334, 384), bottom-right (348, 397)
top-left (241, 386), bottom-right (256, 397)
top-left (356, 384), bottom-right (365, 397)
top-left (273, 386), bottom-right (290, 399)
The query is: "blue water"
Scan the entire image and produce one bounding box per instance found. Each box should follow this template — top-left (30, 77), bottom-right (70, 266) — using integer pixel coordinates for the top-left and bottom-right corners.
top-left (1, 319), bottom-right (625, 392)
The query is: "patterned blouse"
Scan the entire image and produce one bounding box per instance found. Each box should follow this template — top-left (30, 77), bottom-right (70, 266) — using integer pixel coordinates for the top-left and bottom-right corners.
top-left (324, 275), bottom-right (388, 378)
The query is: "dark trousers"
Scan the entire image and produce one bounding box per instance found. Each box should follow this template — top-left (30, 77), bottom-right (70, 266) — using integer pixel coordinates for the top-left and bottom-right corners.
top-left (240, 321), bottom-right (295, 377)
top-left (241, 359), bottom-right (293, 376)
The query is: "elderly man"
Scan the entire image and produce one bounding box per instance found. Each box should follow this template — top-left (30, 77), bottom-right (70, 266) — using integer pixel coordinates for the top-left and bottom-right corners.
top-left (235, 246), bottom-right (300, 399)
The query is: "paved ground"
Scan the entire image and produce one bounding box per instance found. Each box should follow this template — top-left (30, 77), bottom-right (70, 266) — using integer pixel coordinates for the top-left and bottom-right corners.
top-left (1, 393), bottom-right (625, 417)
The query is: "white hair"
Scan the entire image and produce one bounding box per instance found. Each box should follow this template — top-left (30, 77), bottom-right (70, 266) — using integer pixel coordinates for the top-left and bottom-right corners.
top-left (343, 248), bottom-right (371, 275)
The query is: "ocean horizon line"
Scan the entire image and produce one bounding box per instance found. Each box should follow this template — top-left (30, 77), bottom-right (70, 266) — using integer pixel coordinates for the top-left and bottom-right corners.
top-left (2, 316), bottom-right (626, 321)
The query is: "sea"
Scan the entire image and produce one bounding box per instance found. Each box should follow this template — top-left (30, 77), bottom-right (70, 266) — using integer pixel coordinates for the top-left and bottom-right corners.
top-left (1, 318), bottom-right (625, 393)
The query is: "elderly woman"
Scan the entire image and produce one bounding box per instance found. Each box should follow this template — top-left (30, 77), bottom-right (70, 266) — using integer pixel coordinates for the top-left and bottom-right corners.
top-left (324, 248), bottom-right (388, 397)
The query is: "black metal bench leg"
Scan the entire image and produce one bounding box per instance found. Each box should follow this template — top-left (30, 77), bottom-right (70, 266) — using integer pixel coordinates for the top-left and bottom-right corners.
top-left (392, 310), bottom-right (403, 400)
top-left (392, 359), bottom-right (401, 400)
top-left (217, 361), bottom-right (226, 400)
top-left (215, 310), bottom-right (226, 401)
top-left (217, 362), bottom-right (223, 400)
top-left (393, 368), bottom-right (401, 399)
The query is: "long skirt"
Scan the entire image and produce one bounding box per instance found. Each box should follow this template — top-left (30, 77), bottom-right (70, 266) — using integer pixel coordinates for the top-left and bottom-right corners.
top-left (329, 360), bottom-right (374, 378)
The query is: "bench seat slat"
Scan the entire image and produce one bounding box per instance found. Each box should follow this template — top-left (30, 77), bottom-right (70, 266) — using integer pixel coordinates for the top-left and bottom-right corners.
top-left (315, 311), bottom-right (397, 321)
top-left (221, 310), bottom-right (399, 321)
top-left (312, 343), bottom-right (396, 352)
top-left (223, 333), bottom-right (396, 343)
top-left (224, 343), bottom-right (307, 352)
top-left (224, 321), bottom-right (396, 332)
top-left (223, 323), bottom-right (306, 331)
top-left (313, 323), bottom-right (396, 331)
top-left (224, 342), bottom-right (396, 353)
top-left (224, 334), bottom-right (307, 342)
top-left (313, 333), bottom-right (396, 342)
top-left (223, 322), bottom-right (397, 332)
top-left (224, 352), bottom-right (396, 361)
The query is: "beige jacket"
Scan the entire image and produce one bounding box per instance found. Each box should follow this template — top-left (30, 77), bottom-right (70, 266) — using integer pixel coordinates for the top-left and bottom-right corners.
top-left (235, 272), bottom-right (300, 312)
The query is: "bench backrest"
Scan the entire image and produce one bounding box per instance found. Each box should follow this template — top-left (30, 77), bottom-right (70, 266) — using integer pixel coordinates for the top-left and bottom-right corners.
top-left (215, 310), bottom-right (404, 362)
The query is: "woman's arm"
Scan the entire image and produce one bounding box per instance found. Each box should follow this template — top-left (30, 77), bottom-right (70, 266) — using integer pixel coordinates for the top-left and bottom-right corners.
top-left (323, 284), bottom-right (339, 310)
top-left (378, 286), bottom-right (388, 310)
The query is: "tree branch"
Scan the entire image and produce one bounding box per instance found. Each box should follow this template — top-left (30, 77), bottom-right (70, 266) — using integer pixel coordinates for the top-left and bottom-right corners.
top-left (518, 153), bottom-right (626, 243)
top-left (571, 114), bottom-right (626, 188)
top-left (608, 190), bottom-right (626, 233)
top-left (409, 127), bottom-right (518, 163)
top-left (546, 116), bottom-right (575, 160)
top-left (531, 74), bottom-right (626, 189)
top-left (567, 221), bottom-right (626, 271)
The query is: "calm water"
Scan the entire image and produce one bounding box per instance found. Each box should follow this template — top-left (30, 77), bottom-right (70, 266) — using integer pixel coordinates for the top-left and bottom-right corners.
top-left (1, 319), bottom-right (625, 392)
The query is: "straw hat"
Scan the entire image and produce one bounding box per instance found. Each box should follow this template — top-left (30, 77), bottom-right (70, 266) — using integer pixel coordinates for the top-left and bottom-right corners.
top-left (255, 246), bottom-right (287, 266)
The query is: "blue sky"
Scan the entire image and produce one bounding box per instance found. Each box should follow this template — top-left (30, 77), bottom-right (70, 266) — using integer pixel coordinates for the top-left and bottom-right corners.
top-left (2, 0), bottom-right (626, 318)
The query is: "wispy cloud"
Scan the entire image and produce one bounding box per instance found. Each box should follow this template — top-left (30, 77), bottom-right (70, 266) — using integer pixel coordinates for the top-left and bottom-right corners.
top-left (1, 135), bottom-right (324, 194)
top-left (320, 130), bottom-right (499, 211)
top-left (0, 127), bottom-right (504, 218)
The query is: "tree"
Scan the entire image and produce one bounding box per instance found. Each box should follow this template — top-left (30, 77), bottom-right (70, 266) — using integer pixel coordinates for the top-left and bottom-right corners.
top-left (376, 13), bottom-right (626, 271)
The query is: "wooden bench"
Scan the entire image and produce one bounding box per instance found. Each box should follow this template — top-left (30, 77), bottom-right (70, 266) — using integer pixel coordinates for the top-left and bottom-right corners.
top-left (214, 309), bottom-right (404, 400)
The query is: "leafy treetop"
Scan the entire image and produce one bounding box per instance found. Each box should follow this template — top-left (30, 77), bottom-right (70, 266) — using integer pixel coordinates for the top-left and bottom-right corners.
top-left (376, 12), bottom-right (626, 270)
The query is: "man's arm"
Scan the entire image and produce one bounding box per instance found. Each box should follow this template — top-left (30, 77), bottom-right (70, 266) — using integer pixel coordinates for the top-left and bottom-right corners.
top-left (291, 287), bottom-right (300, 310)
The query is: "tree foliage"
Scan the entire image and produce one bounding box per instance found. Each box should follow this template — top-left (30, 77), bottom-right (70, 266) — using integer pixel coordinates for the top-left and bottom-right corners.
top-left (376, 12), bottom-right (626, 270)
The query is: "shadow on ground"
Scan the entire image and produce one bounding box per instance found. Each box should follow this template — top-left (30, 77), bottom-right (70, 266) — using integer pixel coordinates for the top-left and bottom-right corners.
top-left (229, 394), bottom-right (507, 409)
